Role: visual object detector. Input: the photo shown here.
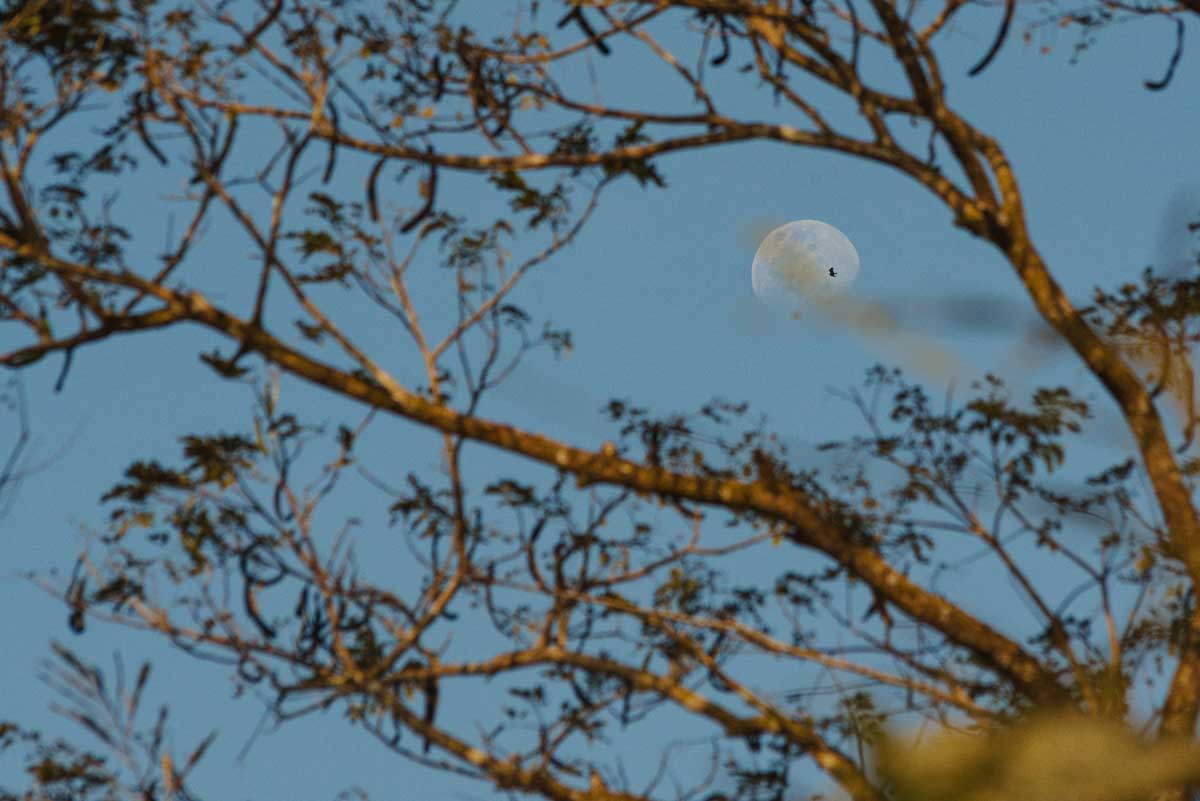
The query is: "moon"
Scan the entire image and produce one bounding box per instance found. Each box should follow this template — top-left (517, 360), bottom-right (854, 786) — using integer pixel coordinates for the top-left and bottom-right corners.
top-left (751, 220), bottom-right (860, 310)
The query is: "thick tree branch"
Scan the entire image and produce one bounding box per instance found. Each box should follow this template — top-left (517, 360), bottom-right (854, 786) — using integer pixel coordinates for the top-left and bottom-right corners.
top-left (0, 233), bottom-right (1066, 707)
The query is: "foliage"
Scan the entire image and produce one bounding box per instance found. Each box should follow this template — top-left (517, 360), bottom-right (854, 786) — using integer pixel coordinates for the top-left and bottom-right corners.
top-left (879, 715), bottom-right (1200, 801)
top-left (1, 1), bottom-right (1199, 800)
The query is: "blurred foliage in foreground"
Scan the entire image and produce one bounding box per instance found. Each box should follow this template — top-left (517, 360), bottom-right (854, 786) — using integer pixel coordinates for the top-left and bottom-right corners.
top-left (880, 715), bottom-right (1200, 801)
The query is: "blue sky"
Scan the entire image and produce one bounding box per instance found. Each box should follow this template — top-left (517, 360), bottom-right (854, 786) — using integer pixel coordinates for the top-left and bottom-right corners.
top-left (3, 3), bottom-right (1200, 799)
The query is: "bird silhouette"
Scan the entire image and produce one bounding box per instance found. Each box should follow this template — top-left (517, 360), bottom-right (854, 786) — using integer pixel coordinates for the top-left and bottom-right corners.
top-left (828, 267), bottom-right (837, 277)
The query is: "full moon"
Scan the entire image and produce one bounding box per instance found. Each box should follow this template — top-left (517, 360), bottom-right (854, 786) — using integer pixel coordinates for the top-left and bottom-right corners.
top-left (751, 220), bottom-right (859, 310)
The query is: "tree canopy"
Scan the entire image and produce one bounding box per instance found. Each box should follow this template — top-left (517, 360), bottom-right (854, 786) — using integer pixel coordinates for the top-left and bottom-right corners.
top-left (2, 2), bottom-right (1200, 800)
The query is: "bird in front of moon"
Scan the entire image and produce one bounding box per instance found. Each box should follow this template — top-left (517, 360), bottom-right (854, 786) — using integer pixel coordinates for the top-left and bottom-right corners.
top-left (751, 220), bottom-right (859, 311)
